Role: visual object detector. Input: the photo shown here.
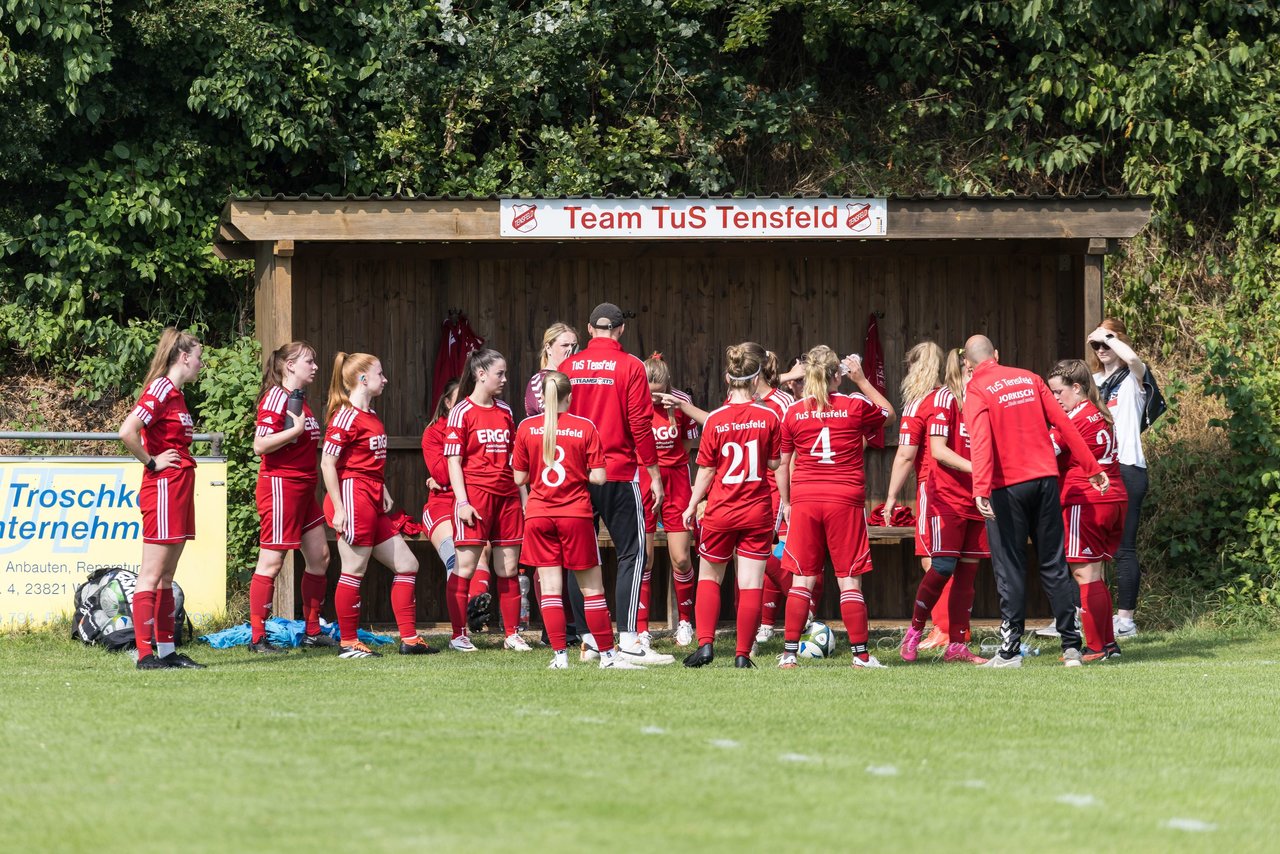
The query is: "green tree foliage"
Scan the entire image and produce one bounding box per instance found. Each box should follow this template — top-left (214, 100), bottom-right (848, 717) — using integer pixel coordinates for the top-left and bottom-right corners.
top-left (1, 0), bottom-right (1277, 606)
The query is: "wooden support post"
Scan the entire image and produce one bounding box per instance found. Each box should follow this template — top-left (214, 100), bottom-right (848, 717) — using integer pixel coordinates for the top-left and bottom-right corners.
top-left (1082, 239), bottom-right (1108, 338)
top-left (256, 241), bottom-right (299, 618)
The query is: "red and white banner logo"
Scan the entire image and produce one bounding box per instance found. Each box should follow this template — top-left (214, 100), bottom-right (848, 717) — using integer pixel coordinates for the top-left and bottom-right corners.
top-left (846, 203), bottom-right (870, 232)
top-left (511, 204), bottom-right (538, 233)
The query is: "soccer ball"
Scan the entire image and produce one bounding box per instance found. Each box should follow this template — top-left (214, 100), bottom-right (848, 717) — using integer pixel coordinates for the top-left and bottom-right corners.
top-left (798, 621), bottom-right (836, 659)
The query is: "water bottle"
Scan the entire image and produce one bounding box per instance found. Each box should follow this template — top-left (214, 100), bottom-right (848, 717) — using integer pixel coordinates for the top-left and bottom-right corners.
top-left (518, 572), bottom-right (531, 631)
top-left (1020, 643), bottom-right (1040, 657)
top-left (287, 388), bottom-right (306, 443)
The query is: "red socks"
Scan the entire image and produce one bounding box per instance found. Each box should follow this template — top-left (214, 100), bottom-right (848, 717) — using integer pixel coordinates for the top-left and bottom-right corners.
top-left (156, 586), bottom-right (176, 647)
top-left (783, 586), bottom-right (812, 648)
top-left (735, 588), bottom-right (763, 657)
top-left (948, 561), bottom-right (979, 644)
top-left (695, 579), bottom-right (721, 646)
top-left (911, 568), bottom-right (949, 631)
top-left (1080, 580), bottom-right (1116, 649)
top-left (495, 574), bottom-right (520, 637)
top-left (249, 573), bottom-right (274, 642)
top-left (133, 589), bottom-right (157, 658)
top-left (761, 555), bottom-right (788, 628)
top-left (335, 573), bottom-right (362, 643)
top-left (541, 595), bottom-right (566, 651)
top-left (637, 570), bottom-right (652, 633)
top-left (583, 594), bottom-right (614, 652)
top-left (931, 575), bottom-right (953, 637)
top-left (468, 566), bottom-right (491, 600)
top-left (446, 572), bottom-right (469, 638)
top-left (300, 570), bottom-right (327, 635)
top-left (840, 588), bottom-right (869, 660)
top-left (672, 566), bottom-right (696, 623)
top-left (391, 573), bottom-right (418, 641)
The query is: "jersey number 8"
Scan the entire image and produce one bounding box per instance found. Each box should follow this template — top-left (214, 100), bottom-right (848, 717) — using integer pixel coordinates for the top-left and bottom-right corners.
top-left (541, 445), bottom-right (567, 488)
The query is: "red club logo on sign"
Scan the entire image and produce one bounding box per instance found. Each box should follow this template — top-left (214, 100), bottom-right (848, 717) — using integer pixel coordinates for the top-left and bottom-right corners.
top-left (846, 203), bottom-right (870, 232)
top-left (511, 204), bottom-right (538, 233)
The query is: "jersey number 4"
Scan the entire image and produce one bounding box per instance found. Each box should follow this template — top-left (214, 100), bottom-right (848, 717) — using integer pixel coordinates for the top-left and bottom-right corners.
top-left (721, 440), bottom-right (761, 484)
top-left (809, 427), bottom-right (835, 464)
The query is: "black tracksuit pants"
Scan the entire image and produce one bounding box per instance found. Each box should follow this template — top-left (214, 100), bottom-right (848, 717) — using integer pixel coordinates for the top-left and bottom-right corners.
top-left (986, 476), bottom-right (1083, 655)
top-left (566, 479), bottom-right (647, 638)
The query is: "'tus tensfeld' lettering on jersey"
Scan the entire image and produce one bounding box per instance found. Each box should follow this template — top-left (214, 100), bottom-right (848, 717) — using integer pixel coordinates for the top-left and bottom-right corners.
top-left (714, 419), bottom-right (768, 433)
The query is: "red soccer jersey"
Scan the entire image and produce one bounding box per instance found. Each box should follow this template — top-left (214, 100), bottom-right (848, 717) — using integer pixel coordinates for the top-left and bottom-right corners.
top-left (782, 393), bottom-right (889, 505)
top-left (443, 398), bottom-right (518, 497)
top-left (323, 406), bottom-right (387, 482)
top-left (898, 389), bottom-right (938, 483)
top-left (697, 401), bottom-right (781, 531)
top-left (964, 360), bottom-right (1102, 496)
top-left (256, 386), bottom-right (321, 477)
top-left (421, 416), bottom-right (451, 494)
top-left (513, 413), bottom-right (605, 518)
top-left (1055, 401), bottom-right (1129, 506)
top-left (564, 337), bottom-right (659, 481)
top-left (760, 387), bottom-right (795, 420)
top-left (650, 389), bottom-right (700, 469)
top-left (131, 377), bottom-right (195, 476)
top-left (925, 387), bottom-right (981, 520)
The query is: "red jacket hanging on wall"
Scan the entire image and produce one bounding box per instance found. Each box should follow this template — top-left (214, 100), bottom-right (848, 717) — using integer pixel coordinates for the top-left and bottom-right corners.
top-left (431, 312), bottom-right (484, 407)
top-left (862, 312), bottom-right (888, 449)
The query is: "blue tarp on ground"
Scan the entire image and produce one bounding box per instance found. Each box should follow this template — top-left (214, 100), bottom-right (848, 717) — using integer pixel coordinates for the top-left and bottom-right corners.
top-left (198, 618), bottom-right (395, 649)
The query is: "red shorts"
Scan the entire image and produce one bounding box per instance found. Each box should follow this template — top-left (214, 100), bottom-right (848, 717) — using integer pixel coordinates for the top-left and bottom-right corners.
top-left (522, 516), bottom-right (601, 570)
top-left (454, 490), bottom-right (524, 547)
top-left (257, 475), bottom-right (324, 550)
top-left (323, 477), bottom-right (397, 548)
top-left (642, 466), bottom-right (694, 534)
top-left (1063, 502), bottom-right (1124, 564)
top-left (140, 468), bottom-right (196, 545)
top-left (914, 480), bottom-right (930, 558)
top-left (923, 512), bottom-right (989, 559)
top-left (699, 526), bottom-right (773, 563)
top-left (783, 501), bottom-right (873, 578)
top-left (422, 490), bottom-right (455, 539)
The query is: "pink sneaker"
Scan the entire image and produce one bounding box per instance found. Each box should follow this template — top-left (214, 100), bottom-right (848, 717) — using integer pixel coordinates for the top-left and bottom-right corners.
top-left (900, 626), bottom-right (923, 662)
top-left (943, 642), bottom-right (988, 664)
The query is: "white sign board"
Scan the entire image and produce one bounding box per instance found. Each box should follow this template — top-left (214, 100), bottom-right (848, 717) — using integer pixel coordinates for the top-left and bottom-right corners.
top-left (499, 198), bottom-right (887, 239)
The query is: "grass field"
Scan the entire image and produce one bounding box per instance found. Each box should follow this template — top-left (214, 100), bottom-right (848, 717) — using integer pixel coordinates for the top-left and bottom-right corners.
top-left (3, 626), bottom-right (1278, 852)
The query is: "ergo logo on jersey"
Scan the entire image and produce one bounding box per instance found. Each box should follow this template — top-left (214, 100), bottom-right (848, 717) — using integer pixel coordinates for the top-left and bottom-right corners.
top-left (368, 434), bottom-right (388, 451)
top-left (178, 412), bottom-right (194, 427)
top-left (477, 428), bottom-right (511, 444)
top-left (653, 424), bottom-right (680, 442)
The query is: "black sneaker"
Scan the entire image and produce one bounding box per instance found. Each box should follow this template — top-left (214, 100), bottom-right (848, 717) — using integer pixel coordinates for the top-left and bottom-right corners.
top-left (466, 591), bottom-right (493, 632)
top-left (159, 652), bottom-right (206, 669)
top-left (300, 632), bottom-right (340, 648)
top-left (136, 653), bottom-right (174, 670)
top-left (733, 655), bottom-right (757, 669)
top-left (398, 638), bottom-right (440, 655)
top-left (683, 643), bottom-right (715, 668)
top-left (249, 637), bottom-right (288, 654)
top-left (1102, 642), bottom-right (1122, 660)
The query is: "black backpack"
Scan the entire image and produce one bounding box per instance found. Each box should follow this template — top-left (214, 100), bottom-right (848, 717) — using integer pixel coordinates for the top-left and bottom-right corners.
top-left (72, 567), bottom-right (191, 650)
top-left (1099, 365), bottom-right (1167, 432)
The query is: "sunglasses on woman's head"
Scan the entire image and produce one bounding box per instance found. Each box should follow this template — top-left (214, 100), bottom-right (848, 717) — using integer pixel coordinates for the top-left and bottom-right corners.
top-left (1090, 340), bottom-right (1111, 351)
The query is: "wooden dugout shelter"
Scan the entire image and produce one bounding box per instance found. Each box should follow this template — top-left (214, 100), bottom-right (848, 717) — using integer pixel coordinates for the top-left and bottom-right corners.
top-left (215, 194), bottom-right (1151, 626)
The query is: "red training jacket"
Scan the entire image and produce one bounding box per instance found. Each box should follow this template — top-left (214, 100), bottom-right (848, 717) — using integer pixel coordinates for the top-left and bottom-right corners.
top-left (963, 360), bottom-right (1101, 497)
top-left (563, 337), bottom-right (659, 481)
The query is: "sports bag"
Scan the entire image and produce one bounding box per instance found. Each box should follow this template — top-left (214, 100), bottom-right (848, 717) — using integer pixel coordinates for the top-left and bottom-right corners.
top-left (72, 567), bottom-right (191, 650)
top-left (1099, 365), bottom-right (1167, 432)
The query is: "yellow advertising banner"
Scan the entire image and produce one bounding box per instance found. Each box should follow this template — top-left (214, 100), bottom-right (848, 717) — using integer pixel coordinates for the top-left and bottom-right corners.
top-left (0, 457), bottom-right (227, 627)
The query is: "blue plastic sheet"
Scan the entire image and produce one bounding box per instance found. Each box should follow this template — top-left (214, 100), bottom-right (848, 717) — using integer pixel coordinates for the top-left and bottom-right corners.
top-left (198, 617), bottom-right (394, 649)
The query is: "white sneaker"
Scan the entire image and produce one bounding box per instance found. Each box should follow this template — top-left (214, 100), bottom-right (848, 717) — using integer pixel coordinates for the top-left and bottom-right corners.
top-left (978, 652), bottom-right (1023, 668)
top-left (674, 620), bottom-right (694, 647)
top-left (1113, 616), bottom-right (1138, 638)
top-left (851, 654), bottom-right (888, 669)
top-left (638, 630), bottom-right (655, 650)
top-left (1062, 647), bottom-right (1084, 668)
top-left (1033, 620), bottom-right (1061, 638)
top-left (777, 652), bottom-right (798, 669)
top-left (755, 624), bottom-right (775, 644)
top-left (548, 651), bottom-right (569, 669)
top-left (580, 640), bottom-right (600, 661)
top-left (449, 634), bottom-right (477, 652)
top-left (504, 633), bottom-right (532, 652)
top-left (621, 645), bottom-right (675, 666)
top-left (599, 649), bottom-right (645, 670)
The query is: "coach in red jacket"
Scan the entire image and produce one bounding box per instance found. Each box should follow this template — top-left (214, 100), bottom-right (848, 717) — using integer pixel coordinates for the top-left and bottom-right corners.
top-left (962, 335), bottom-right (1110, 666)
top-left (563, 303), bottom-right (668, 664)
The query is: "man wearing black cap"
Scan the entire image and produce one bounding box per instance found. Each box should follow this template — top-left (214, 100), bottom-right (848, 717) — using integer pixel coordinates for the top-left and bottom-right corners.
top-left (563, 303), bottom-right (672, 665)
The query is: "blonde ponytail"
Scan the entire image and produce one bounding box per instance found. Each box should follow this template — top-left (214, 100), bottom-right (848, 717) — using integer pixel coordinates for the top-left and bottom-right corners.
top-left (541, 371), bottom-right (571, 466)
top-left (141, 327), bottom-right (200, 392)
top-left (901, 341), bottom-right (944, 409)
top-left (944, 347), bottom-right (967, 404)
top-left (801, 345), bottom-right (840, 411)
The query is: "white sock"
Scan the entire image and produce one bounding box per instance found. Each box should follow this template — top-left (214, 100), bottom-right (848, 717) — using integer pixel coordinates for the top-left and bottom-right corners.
top-left (581, 632), bottom-right (597, 651)
top-left (620, 631), bottom-right (638, 651)
top-left (156, 642), bottom-right (175, 658)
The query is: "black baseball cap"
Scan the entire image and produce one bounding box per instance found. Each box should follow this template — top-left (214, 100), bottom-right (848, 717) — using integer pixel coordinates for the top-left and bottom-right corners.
top-left (589, 303), bottom-right (627, 330)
